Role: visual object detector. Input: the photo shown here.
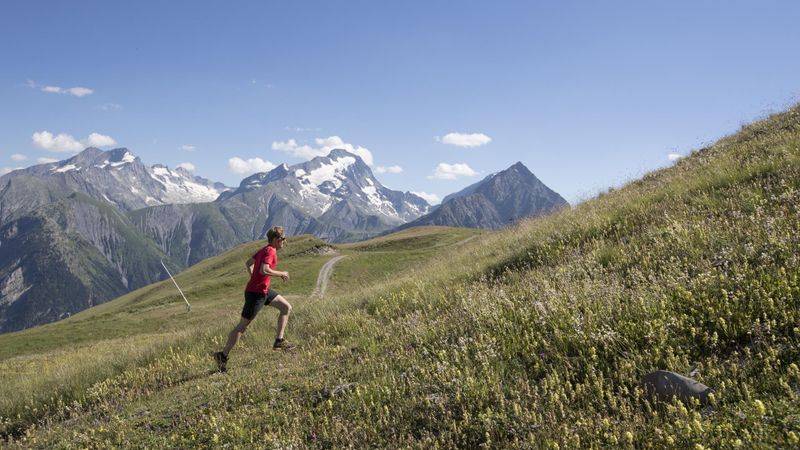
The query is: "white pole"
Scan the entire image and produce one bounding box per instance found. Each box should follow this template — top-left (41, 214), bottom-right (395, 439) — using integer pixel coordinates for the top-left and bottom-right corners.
top-left (160, 259), bottom-right (191, 312)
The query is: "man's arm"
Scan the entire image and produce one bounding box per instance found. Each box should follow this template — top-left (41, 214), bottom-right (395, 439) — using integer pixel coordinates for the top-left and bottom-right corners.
top-left (260, 263), bottom-right (289, 281)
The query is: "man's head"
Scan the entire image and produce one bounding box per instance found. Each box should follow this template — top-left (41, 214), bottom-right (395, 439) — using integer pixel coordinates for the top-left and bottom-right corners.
top-left (267, 226), bottom-right (286, 248)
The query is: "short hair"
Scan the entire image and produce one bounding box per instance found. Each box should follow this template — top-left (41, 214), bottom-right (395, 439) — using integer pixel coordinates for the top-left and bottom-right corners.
top-left (267, 226), bottom-right (285, 242)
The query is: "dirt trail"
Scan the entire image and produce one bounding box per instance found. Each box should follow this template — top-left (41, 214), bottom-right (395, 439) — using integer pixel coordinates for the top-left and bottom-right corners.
top-left (312, 255), bottom-right (346, 298)
top-left (310, 234), bottom-right (475, 298)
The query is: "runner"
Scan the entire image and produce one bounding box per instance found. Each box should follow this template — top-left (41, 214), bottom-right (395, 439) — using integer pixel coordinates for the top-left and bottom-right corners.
top-left (212, 226), bottom-right (295, 372)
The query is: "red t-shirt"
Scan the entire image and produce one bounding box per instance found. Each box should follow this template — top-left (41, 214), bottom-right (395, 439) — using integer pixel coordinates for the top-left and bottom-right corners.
top-left (245, 245), bottom-right (278, 293)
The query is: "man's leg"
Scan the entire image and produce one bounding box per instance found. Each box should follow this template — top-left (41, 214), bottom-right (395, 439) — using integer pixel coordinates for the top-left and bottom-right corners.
top-left (268, 295), bottom-right (292, 340)
top-left (223, 316), bottom-right (252, 356)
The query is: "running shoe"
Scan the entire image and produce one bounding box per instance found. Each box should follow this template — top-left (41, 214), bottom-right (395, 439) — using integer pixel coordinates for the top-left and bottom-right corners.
top-left (272, 339), bottom-right (296, 351)
top-left (212, 351), bottom-right (228, 372)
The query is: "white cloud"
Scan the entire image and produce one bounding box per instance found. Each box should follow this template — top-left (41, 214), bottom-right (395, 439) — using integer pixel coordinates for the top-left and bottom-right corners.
top-left (98, 103), bottom-right (122, 111)
top-left (37, 157), bottom-right (59, 164)
top-left (67, 87), bottom-right (93, 97)
top-left (181, 145), bottom-right (196, 152)
top-left (272, 136), bottom-right (374, 166)
top-left (272, 139), bottom-right (321, 160)
top-left (411, 191), bottom-right (441, 204)
top-left (667, 153), bottom-right (684, 161)
top-left (32, 131), bottom-right (84, 152)
top-left (177, 162), bottom-right (196, 172)
top-left (428, 162), bottom-right (479, 180)
top-left (32, 130), bottom-right (117, 153)
top-left (28, 80), bottom-right (94, 97)
top-left (84, 132), bottom-right (116, 147)
top-left (439, 132), bottom-right (492, 148)
top-left (228, 157), bottom-right (277, 176)
top-left (10, 154), bottom-right (27, 161)
top-left (1, 167), bottom-right (19, 175)
top-left (375, 165), bottom-right (403, 174)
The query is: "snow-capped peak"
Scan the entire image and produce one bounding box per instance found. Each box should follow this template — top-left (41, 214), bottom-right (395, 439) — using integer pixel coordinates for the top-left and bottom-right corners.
top-left (226, 148), bottom-right (430, 223)
top-left (300, 155), bottom-right (356, 187)
top-left (147, 164), bottom-right (229, 204)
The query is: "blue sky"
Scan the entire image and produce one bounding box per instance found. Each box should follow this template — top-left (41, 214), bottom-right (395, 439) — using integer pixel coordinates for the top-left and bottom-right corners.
top-left (1, 1), bottom-right (799, 204)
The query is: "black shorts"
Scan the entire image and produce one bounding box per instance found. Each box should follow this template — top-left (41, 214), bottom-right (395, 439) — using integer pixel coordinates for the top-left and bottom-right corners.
top-left (241, 289), bottom-right (279, 320)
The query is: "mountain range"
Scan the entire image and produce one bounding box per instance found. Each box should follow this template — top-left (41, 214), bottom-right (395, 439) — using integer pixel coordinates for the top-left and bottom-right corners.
top-left (0, 147), bottom-right (565, 333)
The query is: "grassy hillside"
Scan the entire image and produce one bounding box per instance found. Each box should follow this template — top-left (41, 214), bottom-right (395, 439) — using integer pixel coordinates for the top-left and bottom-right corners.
top-left (0, 225), bottom-right (479, 443)
top-left (2, 106), bottom-right (800, 447)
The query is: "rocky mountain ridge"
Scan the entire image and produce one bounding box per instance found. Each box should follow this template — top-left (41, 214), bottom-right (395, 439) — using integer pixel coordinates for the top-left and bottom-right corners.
top-left (396, 161), bottom-right (569, 231)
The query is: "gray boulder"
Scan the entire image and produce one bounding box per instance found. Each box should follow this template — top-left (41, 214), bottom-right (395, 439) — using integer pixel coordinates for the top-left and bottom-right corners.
top-left (641, 370), bottom-right (713, 405)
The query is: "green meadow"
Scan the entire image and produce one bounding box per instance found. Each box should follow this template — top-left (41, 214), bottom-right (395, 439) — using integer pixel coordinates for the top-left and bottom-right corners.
top-left (2, 106), bottom-right (800, 448)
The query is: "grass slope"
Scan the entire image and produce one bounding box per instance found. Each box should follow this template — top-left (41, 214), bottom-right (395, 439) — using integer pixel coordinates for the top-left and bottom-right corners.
top-left (2, 106), bottom-right (800, 448)
top-left (0, 226), bottom-right (477, 444)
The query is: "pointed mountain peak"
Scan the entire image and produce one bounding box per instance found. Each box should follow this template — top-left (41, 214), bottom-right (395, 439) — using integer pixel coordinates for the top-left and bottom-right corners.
top-left (506, 161), bottom-right (533, 176)
top-left (105, 148), bottom-right (137, 163)
top-left (441, 162), bottom-right (540, 205)
top-left (75, 147), bottom-right (105, 158)
top-left (327, 148), bottom-right (357, 160)
top-left (67, 147), bottom-right (104, 164)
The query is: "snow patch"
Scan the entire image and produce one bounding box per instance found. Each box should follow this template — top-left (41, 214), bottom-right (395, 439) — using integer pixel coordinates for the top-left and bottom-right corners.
top-left (53, 164), bottom-right (80, 173)
top-left (304, 156), bottom-right (355, 187)
top-left (152, 166), bottom-right (172, 177)
top-left (109, 152), bottom-right (136, 167)
top-left (149, 165), bottom-right (225, 203)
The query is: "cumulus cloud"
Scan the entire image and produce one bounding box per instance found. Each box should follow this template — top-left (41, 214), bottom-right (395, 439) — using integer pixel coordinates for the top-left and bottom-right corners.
top-left (32, 131), bottom-right (117, 153)
top-left (438, 132), bottom-right (492, 148)
top-left (177, 162), bottom-right (196, 172)
top-left (411, 191), bottom-right (441, 204)
top-left (228, 157), bottom-right (277, 176)
top-left (32, 131), bottom-right (83, 152)
top-left (37, 157), bottom-right (59, 164)
top-left (271, 139), bottom-right (320, 160)
top-left (375, 165), bottom-right (403, 174)
top-left (272, 136), bottom-right (374, 166)
top-left (28, 80), bottom-right (94, 97)
top-left (10, 154), bottom-right (27, 161)
top-left (667, 153), bottom-right (684, 161)
top-left (84, 132), bottom-right (116, 147)
top-left (181, 145), bottom-right (196, 152)
top-left (428, 162), bottom-right (479, 180)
